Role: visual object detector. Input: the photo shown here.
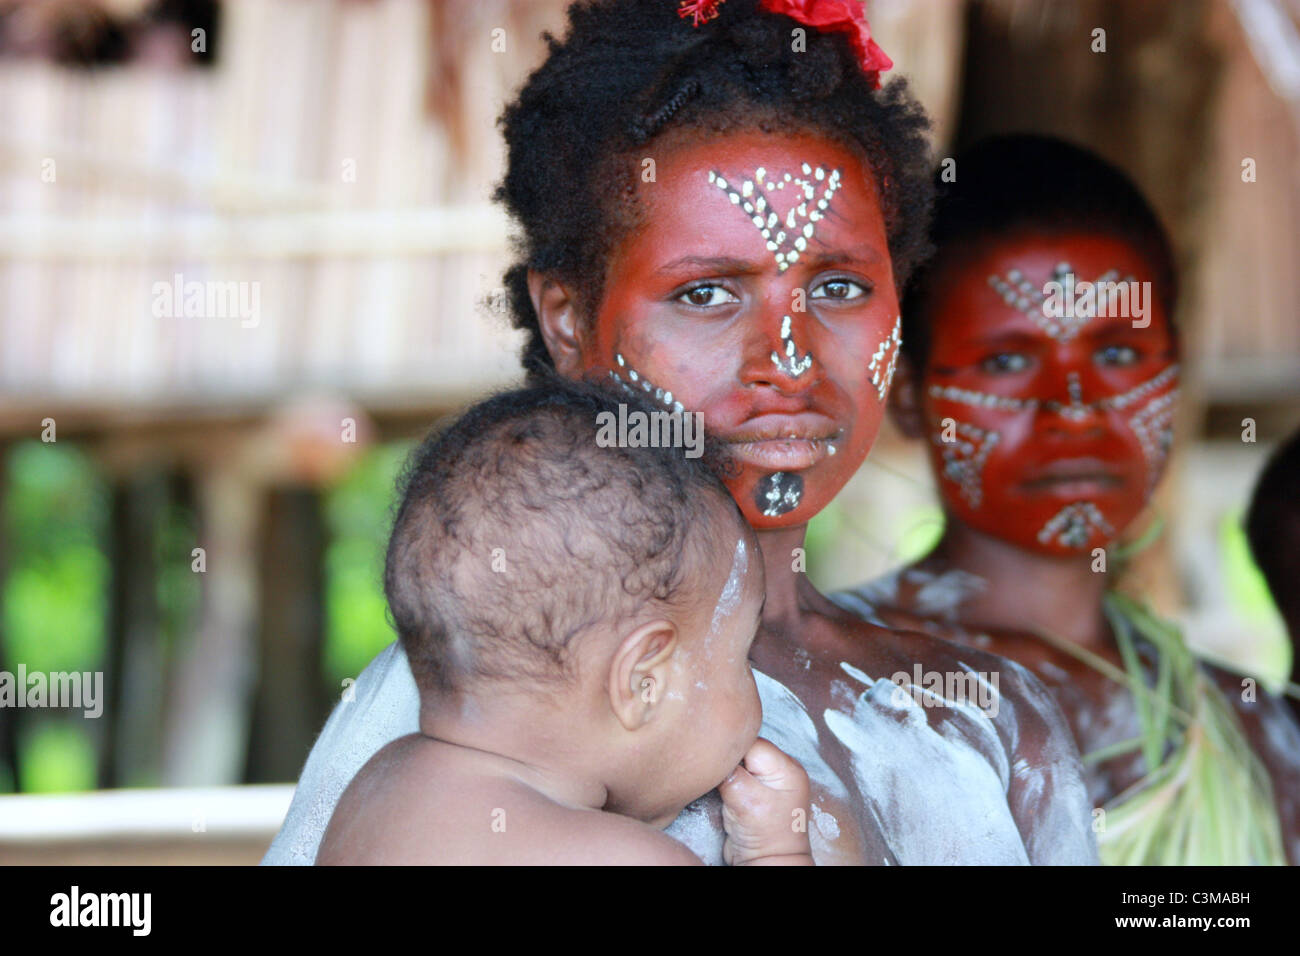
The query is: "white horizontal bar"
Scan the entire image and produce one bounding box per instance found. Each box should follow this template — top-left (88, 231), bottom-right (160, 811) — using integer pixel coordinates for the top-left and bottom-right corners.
top-left (0, 206), bottom-right (510, 260)
top-left (0, 784), bottom-right (294, 843)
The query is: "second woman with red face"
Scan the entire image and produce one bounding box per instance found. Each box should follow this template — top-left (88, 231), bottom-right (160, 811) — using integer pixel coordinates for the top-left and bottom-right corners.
top-left (835, 134), bottom-right (1300, 864)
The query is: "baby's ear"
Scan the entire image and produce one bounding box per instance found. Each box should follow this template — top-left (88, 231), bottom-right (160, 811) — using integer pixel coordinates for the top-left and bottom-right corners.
top-left (887, 354), bottom-right (926, 440)
top-left (607, 620), bottom-right (679, 732)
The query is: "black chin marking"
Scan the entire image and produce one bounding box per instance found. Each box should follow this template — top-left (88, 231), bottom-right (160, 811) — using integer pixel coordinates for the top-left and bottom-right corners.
top-left (756, 472), bottom-right (803, 518)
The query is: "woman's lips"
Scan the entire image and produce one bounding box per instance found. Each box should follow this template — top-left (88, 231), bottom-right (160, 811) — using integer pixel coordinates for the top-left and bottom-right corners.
top-left (1020, 458), bottom-right (1126, 496)
top-left (729, 437), bottom-right (835, 471)
top-left (718, 413), bottom-right (842, 472)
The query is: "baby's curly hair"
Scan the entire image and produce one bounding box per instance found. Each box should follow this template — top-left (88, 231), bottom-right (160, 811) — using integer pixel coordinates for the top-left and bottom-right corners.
top-left (385, 376), bottom-right (744, 697)
top-left (495, 0), bottom-right (935, 379)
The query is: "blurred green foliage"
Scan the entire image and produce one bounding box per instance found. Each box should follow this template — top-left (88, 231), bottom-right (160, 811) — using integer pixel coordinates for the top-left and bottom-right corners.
top-left (321, 441), bottom-right (414, 687)
top-left (3, 442), bottom-right (108, 673)
top-left (2, 441), bottom-right (108, 793)
top-left (1219, 509), bottom-right (1290, 682)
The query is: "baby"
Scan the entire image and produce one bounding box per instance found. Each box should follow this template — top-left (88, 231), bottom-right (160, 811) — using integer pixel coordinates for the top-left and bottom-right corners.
top-left (316, 380), bottom-right (812, 865)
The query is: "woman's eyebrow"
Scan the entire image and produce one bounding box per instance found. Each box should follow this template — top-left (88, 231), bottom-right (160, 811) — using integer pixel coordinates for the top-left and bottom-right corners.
top-left (1084, 316), bottom-right (1143, 338)
top-left (799, 243), bottom-right (886, 269)
top-left (654, 255), bottom-right (763, 277)
top-left (966, 328), bottom-right (1042, 349)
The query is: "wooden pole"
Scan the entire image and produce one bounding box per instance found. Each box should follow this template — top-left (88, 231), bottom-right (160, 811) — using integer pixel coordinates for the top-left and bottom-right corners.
top-left (100, 469), bottom-right (169, 789)
top-left (243, 486), bottom-right (330, 783)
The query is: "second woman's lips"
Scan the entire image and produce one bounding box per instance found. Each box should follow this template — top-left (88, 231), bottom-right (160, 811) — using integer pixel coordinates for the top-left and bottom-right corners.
top-left (1021, 457), bottom-right (1125, 492)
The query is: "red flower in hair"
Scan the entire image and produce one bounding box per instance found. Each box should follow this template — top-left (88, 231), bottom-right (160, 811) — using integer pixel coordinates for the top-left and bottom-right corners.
top-left (757, 0), bottom-right (893, 88)
top-left (677, 0), bottom-right (725, 27)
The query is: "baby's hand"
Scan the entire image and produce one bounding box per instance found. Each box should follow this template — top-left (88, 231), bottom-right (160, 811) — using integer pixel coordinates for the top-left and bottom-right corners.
top-left (718, 738), bottom-right (814, 866)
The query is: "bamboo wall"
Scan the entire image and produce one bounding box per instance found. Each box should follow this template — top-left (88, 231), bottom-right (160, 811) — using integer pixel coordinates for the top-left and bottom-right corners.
top-left (0, 0), bottom-right (574, 435)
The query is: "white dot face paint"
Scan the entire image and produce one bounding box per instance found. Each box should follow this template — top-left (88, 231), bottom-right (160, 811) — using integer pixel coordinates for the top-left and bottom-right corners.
top-left (1097, 364), bottom-right (1179, 493)
top-left (928, 384), bottom-right (1039, 412)
top-left (867, 316), bottom-right (902, 402)
top-left (1035, 501), bottom-right (1115, 549)
top-left (609, 353), bottom-right (685, 414)
top-left (987, 263), bottom-right (1136, 342)
top-left (1045, 371), bottom-right (1093, 421)
top-left (1128, 390), bottom-right (1177, 491)
top-left (924, 360), bottom-right (1179, 555)
top-left (707, 165), bottom-right (843, 273)
top-left (930, 418), bottom-right (1000, 509)
top-left (756, 471), bottom-right (802, 517)
top-left (770, 314), bottom-right (814, 378)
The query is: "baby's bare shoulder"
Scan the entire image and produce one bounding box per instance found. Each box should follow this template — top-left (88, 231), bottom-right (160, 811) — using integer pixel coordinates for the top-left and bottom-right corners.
top-left (317, 737), bottom-right (700, 865)
top-left (315, 734), bottom-right (454, 864)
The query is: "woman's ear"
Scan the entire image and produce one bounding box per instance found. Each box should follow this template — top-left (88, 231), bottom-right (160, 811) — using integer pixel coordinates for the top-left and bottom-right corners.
top-left (887, 354), bottom-right (927, 439)
top-left (607, 620), bottom-right (678, 732)
top-left (528, 269), bottom-right (586, 378)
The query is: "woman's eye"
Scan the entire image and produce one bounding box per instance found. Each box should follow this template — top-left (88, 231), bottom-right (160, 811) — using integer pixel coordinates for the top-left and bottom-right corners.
top-left (1096, 344), bottom-right (1139, 367)
top-left (810, 278), bottom-right (868, 300)
top-left (678, 284), bottom-right (737, 307)
top-left (980, 352), bottom-right (1031, 374)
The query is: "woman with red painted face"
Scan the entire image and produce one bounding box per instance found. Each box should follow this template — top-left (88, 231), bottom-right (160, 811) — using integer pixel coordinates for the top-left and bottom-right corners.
top-left (835, 134), bottom-right (1300, 865)
top-left (265, 2), bottom-right (1098, 866)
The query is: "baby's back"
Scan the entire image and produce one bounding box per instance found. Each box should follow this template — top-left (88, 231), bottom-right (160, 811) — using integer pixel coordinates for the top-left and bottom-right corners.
top-left (316, 734), bottom-right (697, 865)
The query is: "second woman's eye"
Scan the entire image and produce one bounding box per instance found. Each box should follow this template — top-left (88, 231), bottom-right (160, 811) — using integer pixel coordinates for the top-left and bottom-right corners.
top-left (678, 284), bottom-right (738, 308)
top-left (980, 352), bottom-right (1032, 374)
top-left (810, 277), bottom-right (869, 300)
top-left (1096, 344), bottom-right (1139, 367)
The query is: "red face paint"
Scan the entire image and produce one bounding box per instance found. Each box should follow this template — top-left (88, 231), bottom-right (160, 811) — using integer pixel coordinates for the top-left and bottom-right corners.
top-left (920, 232), bottom-right (1178, 556)
top-left (579, 131), bottom-right (900, 528)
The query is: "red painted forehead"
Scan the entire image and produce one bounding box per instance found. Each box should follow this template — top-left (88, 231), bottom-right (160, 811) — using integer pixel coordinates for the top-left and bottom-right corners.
top-left (618, 130), bottom-right (889, 279)
top-left (926, 230), bottom-right (1174, 354)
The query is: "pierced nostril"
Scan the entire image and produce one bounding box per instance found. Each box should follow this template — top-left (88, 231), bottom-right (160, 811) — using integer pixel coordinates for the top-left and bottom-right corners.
top-left (768, 314), bottom-right (813, 379)
top-left (1045, 371), bottom-right (1099, 421)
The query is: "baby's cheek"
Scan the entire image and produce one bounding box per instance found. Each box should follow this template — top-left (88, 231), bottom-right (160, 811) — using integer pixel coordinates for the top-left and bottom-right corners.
top-left (737, 669), bottom-right (763, 740)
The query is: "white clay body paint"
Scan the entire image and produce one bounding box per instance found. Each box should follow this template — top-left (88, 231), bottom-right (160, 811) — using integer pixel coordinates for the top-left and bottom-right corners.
top-left (822, 661), bottom-right (1032, 865)
top-left (708, 538), bottom-right (748, 641)
top-left (812, 803), bottom-right (841, 842)
top-left (665, 662), bottom-right (1097, 865)
top-left (829, 567), bottom-right (985, 625)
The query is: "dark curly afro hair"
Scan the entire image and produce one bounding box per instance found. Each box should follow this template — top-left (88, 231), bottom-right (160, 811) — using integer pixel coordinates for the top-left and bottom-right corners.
top-left (495, 0), bottom-right (935, 379)
top-left (900, 134), bottom-right (1179, 369)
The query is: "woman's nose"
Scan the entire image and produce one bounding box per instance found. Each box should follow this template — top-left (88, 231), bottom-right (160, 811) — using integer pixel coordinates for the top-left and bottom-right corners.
top-left (740, 308), bottom-right (818, 391)
top-left (1040, 369), bottom-right (1106, 434)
